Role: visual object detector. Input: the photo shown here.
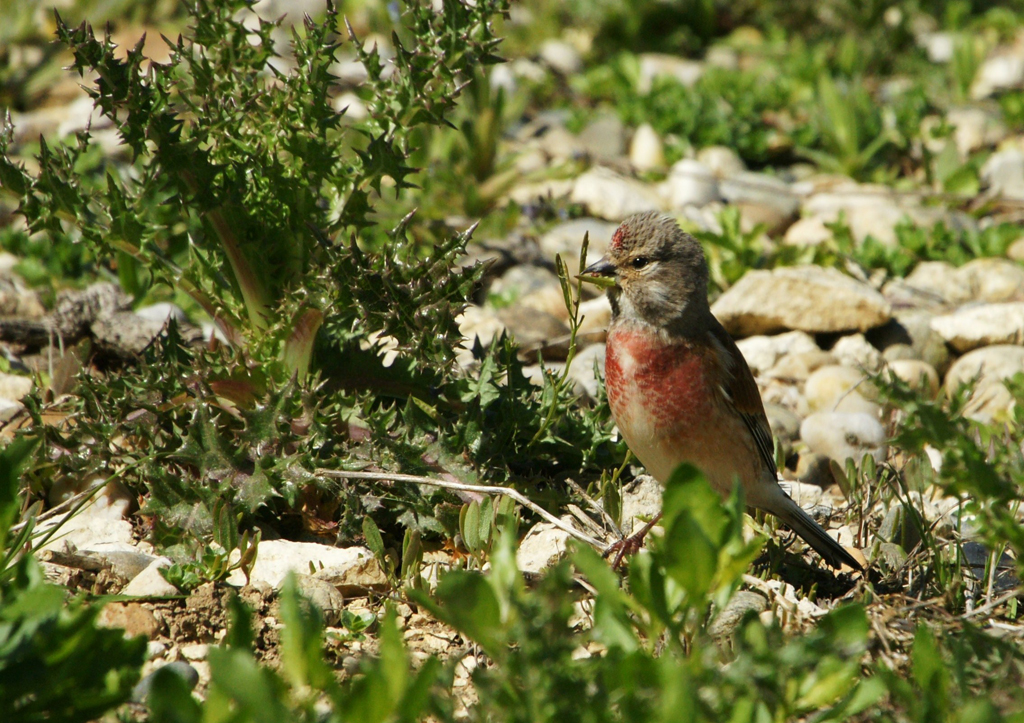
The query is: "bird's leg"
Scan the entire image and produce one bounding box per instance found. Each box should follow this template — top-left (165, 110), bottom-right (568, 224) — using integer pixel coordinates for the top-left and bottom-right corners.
top-left (604, 512), bottom-right (663, 569)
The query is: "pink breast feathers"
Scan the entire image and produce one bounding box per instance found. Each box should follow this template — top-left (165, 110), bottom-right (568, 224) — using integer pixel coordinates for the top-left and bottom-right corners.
top-left (605, 328), bottom-right (714, 434)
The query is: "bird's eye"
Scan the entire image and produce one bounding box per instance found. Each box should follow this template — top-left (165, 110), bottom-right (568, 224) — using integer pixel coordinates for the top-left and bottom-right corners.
top-left (631, 256), bottom-right (650, 269)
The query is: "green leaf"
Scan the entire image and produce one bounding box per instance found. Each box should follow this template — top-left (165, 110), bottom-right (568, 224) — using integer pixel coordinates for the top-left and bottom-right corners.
top-left (413, 570), bottom-right (504, 657)
top-left (363, 517), bottom-right (386, 563)
top-left (147, 665), bottom-right (203, 723)
top-left (278, 574), bottom-right (333, 691)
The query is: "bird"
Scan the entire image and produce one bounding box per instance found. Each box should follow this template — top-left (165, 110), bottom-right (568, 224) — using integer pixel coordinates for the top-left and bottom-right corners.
top-left (583, 211), bottom-right (862, 571)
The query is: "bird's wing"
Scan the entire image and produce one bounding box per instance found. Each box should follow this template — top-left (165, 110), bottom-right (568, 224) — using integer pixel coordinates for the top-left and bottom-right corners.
top-left (708, 320), bottom-right (779, 478)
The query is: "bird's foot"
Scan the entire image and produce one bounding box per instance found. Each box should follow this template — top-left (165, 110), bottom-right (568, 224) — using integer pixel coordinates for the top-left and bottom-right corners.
top-left (603, 512), bottom-right (663, 569)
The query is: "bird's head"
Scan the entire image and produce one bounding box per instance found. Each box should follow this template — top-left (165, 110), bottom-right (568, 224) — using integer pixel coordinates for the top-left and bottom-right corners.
top-left (582, 212), bottom-right (710, 331)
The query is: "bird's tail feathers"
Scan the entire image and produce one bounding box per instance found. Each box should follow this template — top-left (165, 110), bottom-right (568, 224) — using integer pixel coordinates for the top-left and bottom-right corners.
top-left (774, 496), bottom-right (863, 571)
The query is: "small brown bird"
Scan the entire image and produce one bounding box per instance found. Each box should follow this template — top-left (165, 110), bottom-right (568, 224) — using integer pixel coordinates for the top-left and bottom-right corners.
top-left (584, 211), bottom-right (861, 571)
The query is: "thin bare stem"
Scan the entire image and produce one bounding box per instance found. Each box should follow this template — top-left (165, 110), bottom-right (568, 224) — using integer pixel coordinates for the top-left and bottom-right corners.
top-left (316, 468), bottom-right (607, 549)
top-left (565, 477), bottom-right (622, 537)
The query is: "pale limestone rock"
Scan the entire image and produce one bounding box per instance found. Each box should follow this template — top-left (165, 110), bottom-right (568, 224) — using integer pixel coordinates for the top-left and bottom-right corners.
top-left (620, 475), bottom-right (662, 536)
top-left (945, 344), bottom-right (1024, 393)
top-left (711, 266), bottom-right (891, 336)
top-left (696, 146), bottom-right (746, 178)
top-left (578, 115), bottom-right (625, 163)
top-left (566, 342), bottom-right (606, 399)
top-left (780, 481), bottom-right (824, 510)
top-left (947, 107), bottom-right (1007, 156)
top-left (661, 159), bottom-right (719, 208)
top-left (900, 261), bottom-right (970, 305)
top-left (766, 350), bottom-right (837, 383)
top-left (981, 148), bottom-right (1024, 200)
top-left (719, 171), bottom-right (799, 218)
top-left (225, 540), bottom-right (383, 590)
top-left (735, 331), bottom-right (820, 376)
top-left (830, 334), bottom-right (884, 372)
top-left (570, 167), bottom-right (664, 221)
top-left (958, 258), bottom-right (1024, 302)
top-left (1006, 237), bottom-right (1024, 262)
top-left (0, 373), bottom-right (32, 402)
top-left (886, 359), bottom-right (940, 397)
top-left (637, 53), bottom-right (704, 93)
top-left (517, 521), bottom-right (572, 574)
top-left (804, 365), bottom-right (879, 416)
top-left (629, 123), bottom-right (666, 171)
top-left (971, 51), bottom-right (1024, 100)
top-left (764, 402), bottom-right (801, 444)
top-left (506, 179), bottom-right (575, 207)
top-left (800, 411), bottom-right (888, 465)
top-left (539, 39), bottom-right (582, 75)
top-left (931, 302), bottom-right (1024, 352)
top-left (944, 344), bottom-right (1024, 423)
top-left (539, 218), bottom-right (617, 267)
top-left (783, 216), bottom-right (832, 246)
top-left (122, 558), bottom-right (180, 597)
top-left (577, 295), bottom-right (612, 336)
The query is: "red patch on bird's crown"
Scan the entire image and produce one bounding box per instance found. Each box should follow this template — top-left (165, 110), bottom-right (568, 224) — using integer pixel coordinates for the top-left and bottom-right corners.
top-left (610, 226), bottom-right (625, 251)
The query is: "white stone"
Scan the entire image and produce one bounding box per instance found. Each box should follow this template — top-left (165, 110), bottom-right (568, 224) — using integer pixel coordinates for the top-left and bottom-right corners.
top-left (1006, 237), bottom-right (1024, 262)
top-left (805, 365), bottom-right (879, 416)
top-left (696, 146), bottom-right (746, 178)
top-left (902, 261), bottom-right (971, 305)
top-left (39, 501), bottom-right (135, 553)
top-left (783, 216), bottom-right (832, 246)
top-left (538, 218), bottom-right (618, 268)
top-left (577, 295), bottom-right (613, 336)
top-left (735, 331), bottom-right (820, 376)
top-left (931, 302), bottom-right (1024, 352)
top-left (566, 343), bottom-right (606, 399)
top-left (800, 412), bottom-right (888, 465)
top-left (629, 123), bottom-right (665, 171)
top-left (922, 32), bottom-right (956, 63)
top-left (830, 334), bottom-right (884, 372)
top-left (539, 39), bottom-right (582, 76)
top-left (333, 92), bottom-right (369, 121)
top-left (780, 481), bottom-right (824, 511)
top-left (711, 266), bottom-right (892, 336)
top-left (578, 115), bottom-right (625, 162)
top-left (947, 107), bottom-right (1007, 156)
top-left (719, 171), bottom-right (799, 218)
top-left (0, 373), bottom-right (32, 402)
top-left (225, 540), bottom-right (381, 589)
top-left (506, 179), bottom-right (575, 207)
top-left (135, 303), bottom-right (189, 324)
top-left (637, 53), bottom-right (704, 93)
top-left (945, 344), bottom-right (1024, 393)
top-left (886, 360), bottom-right (940, 397)
top-left (802, 187), bottom-right (947, 246)
top-left (959, 257), bottom-right (1024, 302)
top-left (981, 148), bottom-right (1024, 201)
top-left (517, 521), bottom-right (572, 574)
top-left (971, 52), bottom-right (1024, 100)
top-left (458, 305), bottom-right (506, 357)
top-left (180, 643), bottom-right (209, 662)
top-left (621, 475), bottom-right (662, 536)
top-left (122, 558), bottom-right (179, 597)
top-left (0, 399), bottom-right (22, 424)
top-left (570, 167), bottom-right (663, 221)
top-left (662, 159), bottom-right (719, 208)
top-left (535, 126), bottom-right (586, 160)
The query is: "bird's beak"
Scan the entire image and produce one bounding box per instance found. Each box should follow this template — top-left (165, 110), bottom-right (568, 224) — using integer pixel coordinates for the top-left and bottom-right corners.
top-left (578, 256), bottom-right (617, 288)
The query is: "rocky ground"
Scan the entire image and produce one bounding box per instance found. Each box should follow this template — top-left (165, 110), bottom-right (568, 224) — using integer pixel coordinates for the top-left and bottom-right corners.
top-left (3, 0), bottom-right (1024, 711)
